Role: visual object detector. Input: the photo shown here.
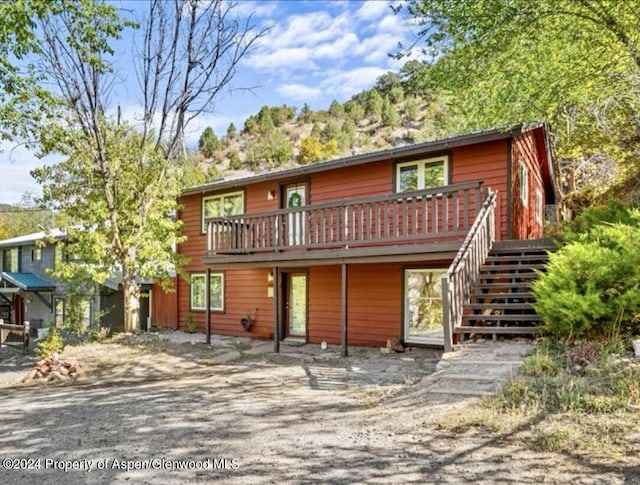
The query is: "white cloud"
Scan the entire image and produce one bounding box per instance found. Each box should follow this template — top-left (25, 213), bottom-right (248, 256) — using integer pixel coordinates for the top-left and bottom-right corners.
top-left (313, 32), bottom-right (360, 60)
top-left (320, 66), bottom-right (389, 100)
top-left (247, 46), bottom-right (318, 71)
top-left (266, 11), bottom-right (350, 50)
top-left (277, 83), bottom-right (322, 102)
top-left (355, 1), bottom-right (393, 22)
top-left (232, 1), bottom-right (279, 19)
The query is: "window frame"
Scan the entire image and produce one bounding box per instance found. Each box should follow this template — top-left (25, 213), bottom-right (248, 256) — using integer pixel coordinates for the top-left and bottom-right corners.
top-left (201, 191), bottom-right (244, 233)
top-left (395, 156), bottom-right (450, 193)
top-left (32, 246), bottom-right (42, 262)
top-left (518, 160), bottom-right (529, 206)
top-left (189, 272), bottom-right (225, 312)
top-left (535, 188), bottom-right (544, 223)
top-left (3, 247), bottom-right (19, 272)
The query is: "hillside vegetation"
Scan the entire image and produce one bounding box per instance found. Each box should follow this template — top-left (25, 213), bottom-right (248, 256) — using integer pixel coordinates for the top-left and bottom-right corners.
top-left (187, 61), bottom-right (451, 185)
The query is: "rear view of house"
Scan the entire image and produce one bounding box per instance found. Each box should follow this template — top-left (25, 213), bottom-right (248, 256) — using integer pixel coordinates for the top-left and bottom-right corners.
top-left (176, 123), bottom-right (559, 352)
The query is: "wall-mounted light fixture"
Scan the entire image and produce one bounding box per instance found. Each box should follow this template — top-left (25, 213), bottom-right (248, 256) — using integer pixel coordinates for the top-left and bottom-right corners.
top-left (267, 190), bottom-right (276, 200)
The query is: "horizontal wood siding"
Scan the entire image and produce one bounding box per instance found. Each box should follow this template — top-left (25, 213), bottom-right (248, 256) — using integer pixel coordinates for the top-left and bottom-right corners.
top-left (177, 268), bottom-right (273, 336)
top-left (450, 140), bottom-right (509, 240)
top-left (512, 130), bottom-right (545, 239)
top-left (309, 160), bottom-right (392, 203)
top-left (308, 266), bottom-right (341, 344)
top-left (347, 263), bottom-right (402, 347)
top-left (151, 281), bottom-right (177, 328)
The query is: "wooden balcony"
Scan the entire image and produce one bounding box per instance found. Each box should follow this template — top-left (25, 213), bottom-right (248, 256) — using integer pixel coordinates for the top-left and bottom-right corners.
top-left (206, 181), bottom-right (487, 263)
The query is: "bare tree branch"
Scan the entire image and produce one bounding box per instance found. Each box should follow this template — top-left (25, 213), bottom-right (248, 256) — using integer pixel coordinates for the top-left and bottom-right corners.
top-left (137, 0), bottom-right (270, 159)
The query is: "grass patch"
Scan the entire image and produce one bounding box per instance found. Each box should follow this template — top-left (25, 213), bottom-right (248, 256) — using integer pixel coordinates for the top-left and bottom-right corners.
top-left (437, 339), bottom-right (640, 456)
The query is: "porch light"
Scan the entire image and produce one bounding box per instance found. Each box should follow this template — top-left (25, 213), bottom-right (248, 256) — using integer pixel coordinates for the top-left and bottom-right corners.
top-left (267, 190), bottom-right (276, 200)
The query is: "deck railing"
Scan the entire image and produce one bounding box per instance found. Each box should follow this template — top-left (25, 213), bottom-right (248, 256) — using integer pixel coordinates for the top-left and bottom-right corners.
top-left (441, 188), bottom-right (497, 352)
top-left (207, 181), bottom-right (485, 254)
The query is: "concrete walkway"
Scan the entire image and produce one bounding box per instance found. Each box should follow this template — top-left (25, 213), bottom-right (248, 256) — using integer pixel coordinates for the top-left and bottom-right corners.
top-left (2, 331), bottom-right (533, 397)
top-left (418, 340), bottom-right (534, 397)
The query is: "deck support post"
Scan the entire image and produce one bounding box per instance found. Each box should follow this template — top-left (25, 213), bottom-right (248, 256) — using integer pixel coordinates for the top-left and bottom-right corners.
top-left (441, 276), bottom-right (452, 353)
top-left (272, 267), bottom-right (280, 353)
top-left (205, 268), bottom-right (211, 345)
top-left (341, 263), bottom-right (348, 357)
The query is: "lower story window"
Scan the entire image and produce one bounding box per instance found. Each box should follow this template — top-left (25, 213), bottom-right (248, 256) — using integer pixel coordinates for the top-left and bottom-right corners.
top-left (404, 268), bottom-right (446, 344)
top-left (190, 273), bottom-right (224, 311)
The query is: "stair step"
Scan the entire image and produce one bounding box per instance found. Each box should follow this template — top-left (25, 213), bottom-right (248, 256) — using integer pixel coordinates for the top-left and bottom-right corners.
top-left (478, 273), bottom-right (538, 280)
top-left (475, 282), bottom-right (534, 290)
top-left (492, 239), bottom-right (555, 250)
top-left (467, 303), bottom-right (534, 311)
top-left (454, 326), bottom-right (541, 334)
top-left (481, 263), bottom-right (546, 271)
top-left (472, 291), bottom-right (535, 301)
top-left (462, 314), bottom-right (542, 322)
top-left (445, 374), bottom-right (508, 383)
top-left (485, 255), bottom-right (550, 263)
top-left (421, 387), bottom-right (496, 397)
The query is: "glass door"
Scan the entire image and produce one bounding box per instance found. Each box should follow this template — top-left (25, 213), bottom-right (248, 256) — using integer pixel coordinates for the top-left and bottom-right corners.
top-left (285, 272), bottom-right (307, 338)
top-left (404, 269), bottom-right (446, 345)
top-left (284, 183), bottom-right (307, 246)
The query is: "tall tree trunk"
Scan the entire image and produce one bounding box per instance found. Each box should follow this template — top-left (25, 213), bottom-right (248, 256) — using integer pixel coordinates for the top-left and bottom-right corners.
top-left (122, 274), bottom-right (140, 332)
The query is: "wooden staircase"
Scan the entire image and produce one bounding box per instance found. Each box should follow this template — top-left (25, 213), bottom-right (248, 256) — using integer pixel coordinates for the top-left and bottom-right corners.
top-left (454, 239), bottom-right (555, 341)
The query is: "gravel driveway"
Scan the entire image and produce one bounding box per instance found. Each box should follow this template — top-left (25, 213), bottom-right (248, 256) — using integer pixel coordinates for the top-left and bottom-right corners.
top-left (0, 334), bottom-right (637, 484)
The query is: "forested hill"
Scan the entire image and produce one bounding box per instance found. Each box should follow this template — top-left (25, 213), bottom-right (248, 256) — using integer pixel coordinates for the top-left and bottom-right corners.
top-left (188, 61), bottom-right (454, 183)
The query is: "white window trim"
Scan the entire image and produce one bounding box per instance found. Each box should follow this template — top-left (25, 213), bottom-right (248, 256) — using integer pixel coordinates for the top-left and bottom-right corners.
top-left (201, 191), bottom-right (244, 233)
top-left (519, 160), bottom-right (529, 206)
top-left (396, 156), bottom-right (449, 192)
top-left (535, 188), bottom-right (543, 223)
top-left (190, 272), bottom-right (224, 311)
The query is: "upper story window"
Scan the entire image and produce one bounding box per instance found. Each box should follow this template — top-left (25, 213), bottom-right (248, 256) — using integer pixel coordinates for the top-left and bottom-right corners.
top-left (3, 248), bottom-right (19, 272)
top-left (202, 191), bottom-right (244, 233)
top-left (396, 156), bottom-right (449, 192)
top-left (32, 247), bottom-right (42, 262)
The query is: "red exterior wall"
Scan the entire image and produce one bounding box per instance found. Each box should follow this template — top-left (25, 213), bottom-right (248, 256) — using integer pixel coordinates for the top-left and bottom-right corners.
top-left (511, 130), bottom-right (546, 239)
top-left (151, 281), bottom-right (178, 329)
top-left (450, 140), bottom-right (509, 240)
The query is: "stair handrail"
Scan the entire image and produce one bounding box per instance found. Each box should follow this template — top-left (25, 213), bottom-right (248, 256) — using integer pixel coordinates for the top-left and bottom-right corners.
top-left (441, 188), bottom-right (497, 352)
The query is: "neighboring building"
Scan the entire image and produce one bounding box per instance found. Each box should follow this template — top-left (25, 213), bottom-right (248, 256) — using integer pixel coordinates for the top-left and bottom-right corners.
top-left (174, 123), bottom-right (560, 351)
top-left (0, 230), bottom-right (151, 333)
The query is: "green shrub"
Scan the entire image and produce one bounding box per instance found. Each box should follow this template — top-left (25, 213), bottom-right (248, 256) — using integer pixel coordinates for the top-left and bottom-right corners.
top-left (534, 209), bottom-right (640, 340)
top-left (35, 326), bottom-right (65, 359)
top-left (534, 234), bottom-right (640, 340)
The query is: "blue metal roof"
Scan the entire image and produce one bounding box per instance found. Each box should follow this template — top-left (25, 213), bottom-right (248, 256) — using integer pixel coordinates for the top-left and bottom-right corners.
top-left (0, 272), bottom-right (56, 291)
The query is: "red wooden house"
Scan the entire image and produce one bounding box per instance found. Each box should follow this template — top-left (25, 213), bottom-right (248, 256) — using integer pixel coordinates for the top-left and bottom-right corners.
top-left (174, 123), bottom-right (559, 353)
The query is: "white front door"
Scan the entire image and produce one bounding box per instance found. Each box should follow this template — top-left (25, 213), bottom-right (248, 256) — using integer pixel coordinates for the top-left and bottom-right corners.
top-left (285, 183), bottom-right (306, 246)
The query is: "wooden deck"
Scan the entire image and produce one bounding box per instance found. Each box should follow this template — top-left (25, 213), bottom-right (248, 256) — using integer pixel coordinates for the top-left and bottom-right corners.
top-left (205, 181), bottom-right (486, 265)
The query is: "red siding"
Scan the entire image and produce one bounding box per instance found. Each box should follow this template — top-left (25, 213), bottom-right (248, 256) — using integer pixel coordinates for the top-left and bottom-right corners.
top-left (512, 130), bottom-right (545, 239)
top-left (450, 140), bottom-right (509, 240)
top-left (307, 264), bottom-right (403, 347)
top-left (151, 281), bottom-right (177, 329)
top-left (308, 266), bottom-right (342, 344)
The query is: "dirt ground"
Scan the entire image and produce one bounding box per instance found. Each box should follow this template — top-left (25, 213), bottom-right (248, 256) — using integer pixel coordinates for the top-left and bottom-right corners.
top-left (0, 333), bottom-right (638, 484)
